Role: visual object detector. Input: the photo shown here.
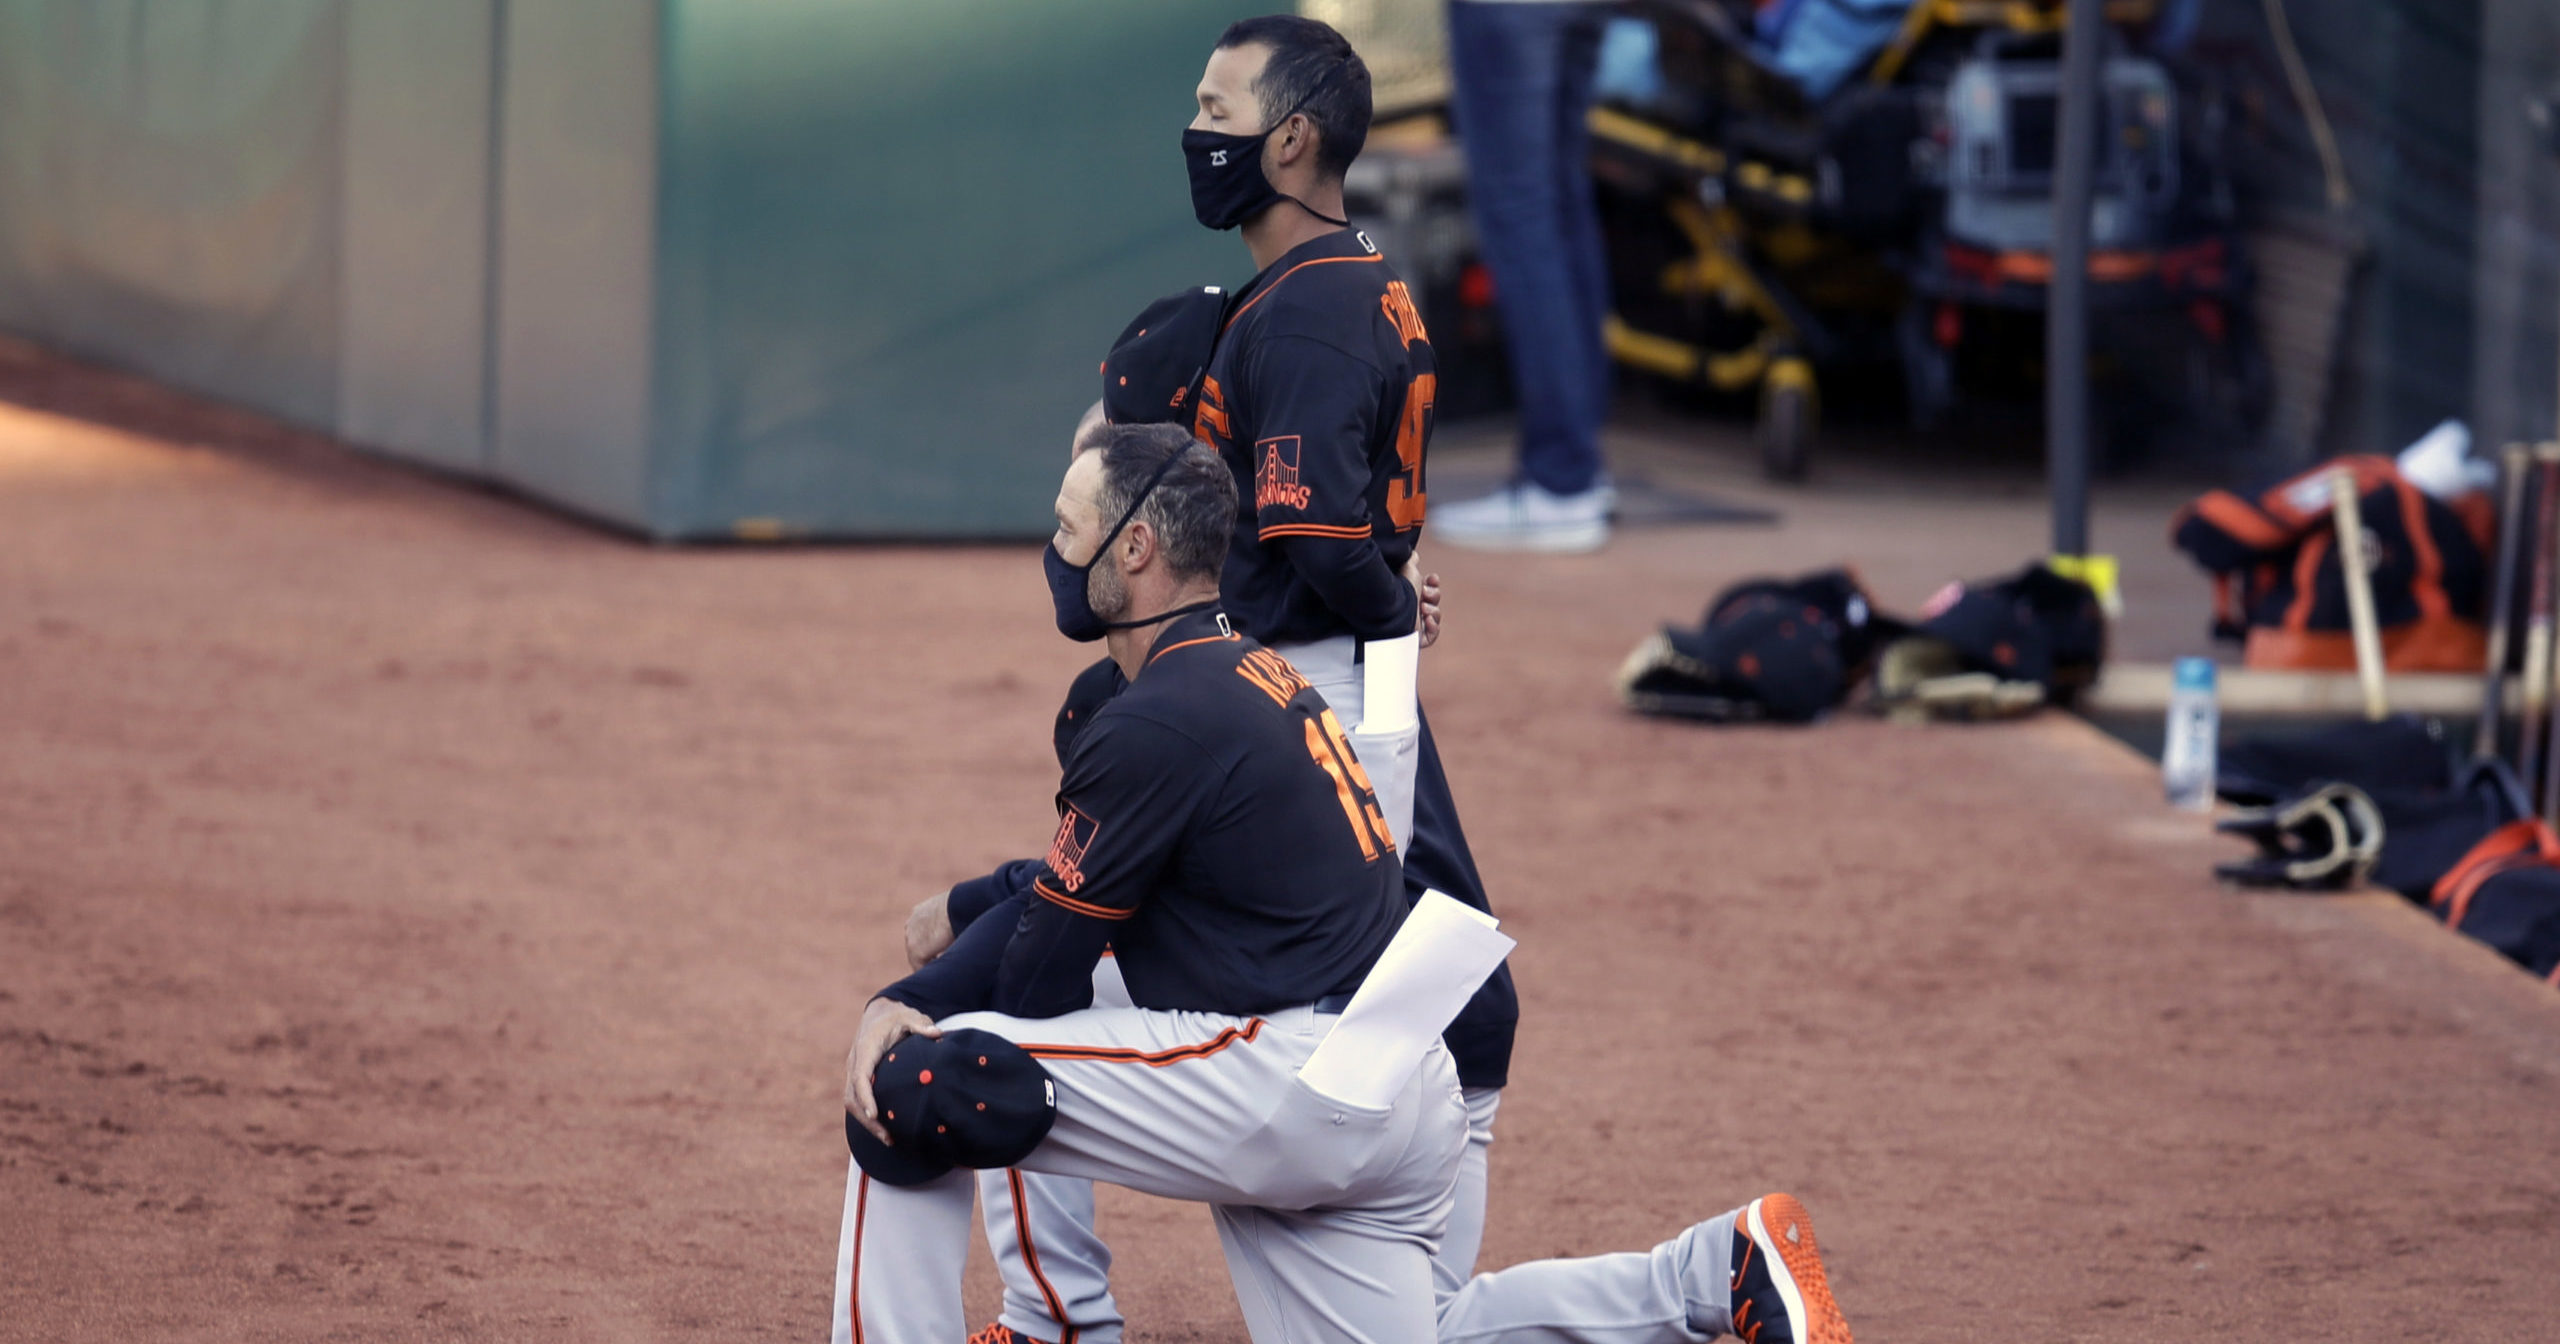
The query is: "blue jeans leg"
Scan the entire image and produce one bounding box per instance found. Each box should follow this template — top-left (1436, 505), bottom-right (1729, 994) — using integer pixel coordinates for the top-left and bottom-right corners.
top-left (1448, 1), bottom-right (1611, 497)
top-left (1553, 16), bottom-right (1613, 440)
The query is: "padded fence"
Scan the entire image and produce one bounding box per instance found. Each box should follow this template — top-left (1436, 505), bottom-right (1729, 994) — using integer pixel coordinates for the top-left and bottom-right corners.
top-left (0, 1), bottom-right (347, 431)
top-left (0, 0), bottom-right (1257, 539)
top-left (647, 0), bottom-right (1245, 538)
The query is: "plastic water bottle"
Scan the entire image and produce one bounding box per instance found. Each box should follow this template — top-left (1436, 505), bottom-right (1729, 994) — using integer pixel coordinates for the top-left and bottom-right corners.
top-left (2162, 658), bottom-right (2219, 811)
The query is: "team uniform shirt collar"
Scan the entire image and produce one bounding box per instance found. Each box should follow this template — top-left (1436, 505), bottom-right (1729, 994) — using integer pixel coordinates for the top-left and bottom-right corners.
top-left (1233, 229), bottom-right (1374, 310)
top-left (1143, 607), bottom-right (1238, 666)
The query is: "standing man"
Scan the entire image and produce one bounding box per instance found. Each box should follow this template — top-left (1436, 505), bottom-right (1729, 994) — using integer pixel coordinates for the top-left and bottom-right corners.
top-left (1429, 0), bottom-right (1618, 554)
top-left (968, 17), bottom-right (1519, 1344)
top-left (1183, 18), bottom-right (1524, 1165)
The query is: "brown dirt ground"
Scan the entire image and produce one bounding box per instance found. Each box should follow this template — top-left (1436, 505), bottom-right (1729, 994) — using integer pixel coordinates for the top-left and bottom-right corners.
top-left (5, 343), bottom-right (2559, 1342)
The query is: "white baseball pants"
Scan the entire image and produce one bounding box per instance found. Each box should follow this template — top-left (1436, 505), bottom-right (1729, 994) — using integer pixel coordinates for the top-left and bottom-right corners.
top-left (829, 1002), bottom-right (1468, 1344)
top-left (980, 1081), bottom-right (1504, 1344)
top-left (969, 1102), bottom-right (1743, 1344)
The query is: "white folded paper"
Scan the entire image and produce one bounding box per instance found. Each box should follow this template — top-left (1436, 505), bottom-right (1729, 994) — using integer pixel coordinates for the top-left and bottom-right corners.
top-left (1357, 632), bottom-right (1420, 736)
top-left (1296, 890), bottom-right (1515, 1110)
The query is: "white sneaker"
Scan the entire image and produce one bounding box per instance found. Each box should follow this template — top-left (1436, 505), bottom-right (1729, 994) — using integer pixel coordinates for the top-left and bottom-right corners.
top-left (1431, 481), bottom-right (1612, 553)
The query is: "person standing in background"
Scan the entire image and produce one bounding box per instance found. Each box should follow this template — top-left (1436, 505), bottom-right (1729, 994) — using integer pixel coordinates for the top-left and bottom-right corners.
top-left (1430, 0), bottom-right (1617, 554)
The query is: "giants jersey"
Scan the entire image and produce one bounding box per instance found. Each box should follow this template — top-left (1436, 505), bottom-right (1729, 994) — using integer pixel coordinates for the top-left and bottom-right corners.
top-left (1192, 228), bottom-right (1435, 646)
top-left (880, 610), bottom-right (1408, 1020)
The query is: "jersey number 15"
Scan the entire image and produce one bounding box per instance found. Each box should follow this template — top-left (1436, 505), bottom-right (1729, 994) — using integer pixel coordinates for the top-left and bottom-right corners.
top-left (1302, 708), bottom-right (1395, 860)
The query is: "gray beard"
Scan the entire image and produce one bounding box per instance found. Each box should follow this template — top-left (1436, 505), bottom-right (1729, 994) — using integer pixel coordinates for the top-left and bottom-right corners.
top-left (1088, 555), bottom-right (1132, 625)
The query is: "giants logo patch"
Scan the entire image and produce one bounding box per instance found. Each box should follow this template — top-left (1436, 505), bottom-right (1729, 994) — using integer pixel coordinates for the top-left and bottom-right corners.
top-left (1047, 804), bottom-right (1099, 892)
top-left (1256, 436), bottom-right (1312, 511)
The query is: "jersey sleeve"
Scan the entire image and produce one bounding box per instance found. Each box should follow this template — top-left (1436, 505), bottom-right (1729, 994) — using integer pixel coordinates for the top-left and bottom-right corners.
top-left (1243, 334), bottom-right (1416, 640)
top-left (945, 857), bottom-right (1045, 933)
top-left (993, 713), bottom-right (1214, 1016)
top-left (991, 898), bottom-right (1115, 1019)
top-left (936, 658), bottom-right (1133, 937)
top-left (876, 893), bottom-right (1028, 1022)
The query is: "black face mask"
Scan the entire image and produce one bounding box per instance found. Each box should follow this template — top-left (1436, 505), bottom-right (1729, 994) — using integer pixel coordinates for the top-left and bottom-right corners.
top-left (1183, 82), bottom-right (1351, 232)
top-left (1044, 455), bottom-right (1218, 642)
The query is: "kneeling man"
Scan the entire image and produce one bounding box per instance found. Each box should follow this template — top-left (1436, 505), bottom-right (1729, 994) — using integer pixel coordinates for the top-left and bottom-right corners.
top-left (829, 423), bottom-right (1854, 1344)
top-left (831, 423), bottom-right (1468, 1344)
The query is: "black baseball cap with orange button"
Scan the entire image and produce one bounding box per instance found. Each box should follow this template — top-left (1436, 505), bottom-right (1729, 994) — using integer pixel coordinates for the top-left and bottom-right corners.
top-left (1099, 285), bottom-right (1228, 426)
top-left (1909, 563), bottom-right (2106, 699)
top-left (1662, 595), bottom-right (1848, 722)
top-left (1618, 569), bottom-right (1885, 723)
top-left (844, 1028), bottom-right (1059, 1187)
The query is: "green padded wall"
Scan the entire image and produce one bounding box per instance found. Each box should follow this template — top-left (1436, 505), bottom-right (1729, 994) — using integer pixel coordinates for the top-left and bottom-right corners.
top-left (340, 0), bottom-right (497, 477)
top-left (649, 1), bottom-right (1259, 539)
top-left (489, 0), bottom-right (661, 529)
top-left (0, 0), bottom-right (344, 429)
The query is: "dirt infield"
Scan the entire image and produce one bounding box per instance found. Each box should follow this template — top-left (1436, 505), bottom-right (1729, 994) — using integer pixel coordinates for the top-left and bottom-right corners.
top-left (6, 351), bottom-right (2559, 1342)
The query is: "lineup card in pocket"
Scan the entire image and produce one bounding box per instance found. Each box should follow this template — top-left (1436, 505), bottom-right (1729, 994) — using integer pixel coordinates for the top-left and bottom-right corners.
top-left (1297, 890), bottom-right (1514, 1110)
top-left (1359, 632), bottom-right (1420, 735)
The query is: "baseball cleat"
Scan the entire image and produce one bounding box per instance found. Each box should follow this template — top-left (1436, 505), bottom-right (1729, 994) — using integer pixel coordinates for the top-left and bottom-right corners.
top-left (965, 1325), bottom-right (1053, 1344)
top-left (1729, 1193), bottom-right (1852, 1344)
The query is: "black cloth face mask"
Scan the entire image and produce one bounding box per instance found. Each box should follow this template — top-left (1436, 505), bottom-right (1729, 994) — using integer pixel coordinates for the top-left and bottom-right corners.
top-left (1182, 80), bottom-right (1352, 232)
top-left (1044, 454), bottom-right (1218, 642)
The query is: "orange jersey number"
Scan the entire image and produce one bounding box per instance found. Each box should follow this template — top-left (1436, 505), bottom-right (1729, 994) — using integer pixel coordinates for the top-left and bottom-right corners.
top-left (1191, 374), bottom-right (1232, 450)
top-left (1301, 708), bottom-right (1395, 859)
top-left (1385, 371), bottom-right (1433, 531)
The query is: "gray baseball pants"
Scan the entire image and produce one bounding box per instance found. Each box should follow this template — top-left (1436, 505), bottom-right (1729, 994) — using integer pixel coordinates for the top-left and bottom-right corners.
top-left (829, 1002), bottom-right (1469, 1344)
top-left (967, 1166), bottom-right (1747, 1343)
top-left (979, 1077), bottom-right (1503, 1343)
top-left (973, 1098), bottom-right (1744, 1344)
top-left (856, 646), bottom-right (1748, 1342)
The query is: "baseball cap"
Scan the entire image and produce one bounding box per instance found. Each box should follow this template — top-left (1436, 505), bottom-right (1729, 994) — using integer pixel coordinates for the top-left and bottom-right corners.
top-left (1618, 592), bottom-right (1847, 723)
top-left (1910, 563), bottom-right (2105, 696)
top-left (844, 1028), bottom-right (1059, 1187)
top-left (1671, 595), bottom-right (1849, 721)
top-left (1702, 568), bottom-right (1894, 673)
top-left (1099, 286), bottom-right (1227, 426)
top-left (1054, 657), bottom-right (1128, 768)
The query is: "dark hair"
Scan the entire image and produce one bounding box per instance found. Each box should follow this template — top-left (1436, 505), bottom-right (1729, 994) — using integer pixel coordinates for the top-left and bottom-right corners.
top-left (1216, 15), bottom-right (1371, 182)
top-left (1092, 423), bottom-right (1235, 581)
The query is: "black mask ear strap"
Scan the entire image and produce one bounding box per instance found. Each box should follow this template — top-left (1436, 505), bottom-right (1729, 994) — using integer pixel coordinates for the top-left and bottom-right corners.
top-left (1264, 73), bottom-right (1351, 228)
top-left (1087, 454), bottom-right (1217, 633)
top-left (1276, 195), bottom-right (1349, 228)
top-left (1087, 450), bottom-right (1189, 568)
top-left (1102, 598), bottom-right (1222, 632)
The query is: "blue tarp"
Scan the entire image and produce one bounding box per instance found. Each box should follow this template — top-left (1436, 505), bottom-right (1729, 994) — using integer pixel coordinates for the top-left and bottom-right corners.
top-left (1754, 0), bottom-right (1912, 100)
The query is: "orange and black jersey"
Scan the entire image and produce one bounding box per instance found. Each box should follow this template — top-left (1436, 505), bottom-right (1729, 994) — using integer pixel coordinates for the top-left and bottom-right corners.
top-left (1194, 228), bottom-right (1436, 646)
top-left (879, 610), bottom-right (1407, 1021)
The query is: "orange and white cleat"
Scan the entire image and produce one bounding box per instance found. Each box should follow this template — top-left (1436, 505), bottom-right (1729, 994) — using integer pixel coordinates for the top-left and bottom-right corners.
top-left (1729, 1193), bottom-right (1853, 1344)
